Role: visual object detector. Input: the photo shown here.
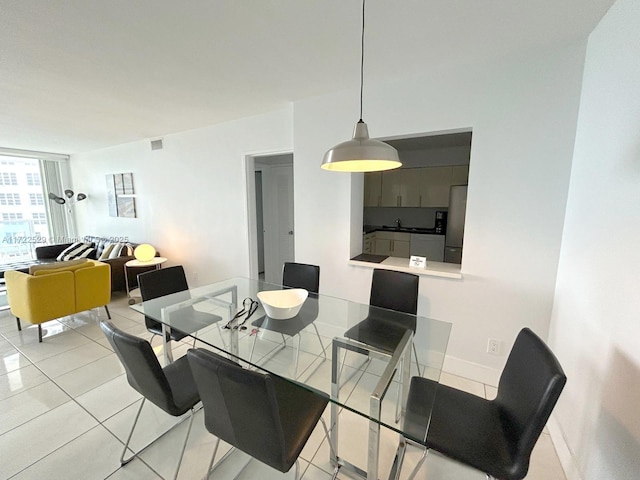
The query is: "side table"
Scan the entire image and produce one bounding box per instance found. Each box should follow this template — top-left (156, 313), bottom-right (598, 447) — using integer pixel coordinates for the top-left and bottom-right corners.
top-left (124, 257), bottom-right (168, 305)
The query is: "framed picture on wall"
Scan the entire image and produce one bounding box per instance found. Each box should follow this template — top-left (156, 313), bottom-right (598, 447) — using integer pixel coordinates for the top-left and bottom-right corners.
top-left (106, 172), bottom-right (137, 218)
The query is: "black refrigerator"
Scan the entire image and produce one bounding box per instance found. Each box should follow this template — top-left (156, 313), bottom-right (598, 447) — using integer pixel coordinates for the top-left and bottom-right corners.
top-left (444, 185), bottom-right (467, 264)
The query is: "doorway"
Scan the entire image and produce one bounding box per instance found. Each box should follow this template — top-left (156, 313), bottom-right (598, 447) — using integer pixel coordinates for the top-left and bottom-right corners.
top-left (246, 153), bottom-right (294, 283)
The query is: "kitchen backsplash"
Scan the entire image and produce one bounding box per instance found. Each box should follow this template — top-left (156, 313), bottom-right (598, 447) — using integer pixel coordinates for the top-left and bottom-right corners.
top-left (363, 207), bottom-right (447, 229)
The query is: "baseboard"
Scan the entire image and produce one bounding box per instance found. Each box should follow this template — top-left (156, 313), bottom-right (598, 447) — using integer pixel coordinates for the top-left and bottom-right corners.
top-left (442, 354), bottom-right (501, 386)
top-left (547, 415), bottom-right (583, 480)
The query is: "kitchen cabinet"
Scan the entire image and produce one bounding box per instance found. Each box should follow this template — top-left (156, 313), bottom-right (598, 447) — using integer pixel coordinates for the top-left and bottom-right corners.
top-left (379, 169), bottom-right (421, 207)
top-left (418, 167), bottom-right (452, 207)
top-left (364, 172), bottom-right (382, 207)
top-left (379, 169), bottom-right (401, 206)
top-left (365, 165), bottom-right (469, 208)
top-left (363, 232), bottom-right (375, 253)
top-left (451, 165), bottom-right (469, 185)
top-left (372, 231), bottom-right (411, 258)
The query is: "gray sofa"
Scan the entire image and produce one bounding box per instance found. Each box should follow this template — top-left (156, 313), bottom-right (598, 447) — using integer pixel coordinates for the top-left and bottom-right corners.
top-left (32, 236), bottom-right (157, 292)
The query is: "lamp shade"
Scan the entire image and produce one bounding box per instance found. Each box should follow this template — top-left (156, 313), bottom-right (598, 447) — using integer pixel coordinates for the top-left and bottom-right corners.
top-left (321, 121), bottom-right (401, 172)
top-left (134, 244), bottom-right (156, 262)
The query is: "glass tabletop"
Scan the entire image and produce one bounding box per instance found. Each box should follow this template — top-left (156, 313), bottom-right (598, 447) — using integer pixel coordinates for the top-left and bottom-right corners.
top-left (130, 276), bottom-right (452, 446)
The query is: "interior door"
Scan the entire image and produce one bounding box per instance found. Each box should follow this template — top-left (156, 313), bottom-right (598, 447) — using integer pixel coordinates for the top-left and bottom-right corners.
top-left (263, 164), bottom-right (294, 284)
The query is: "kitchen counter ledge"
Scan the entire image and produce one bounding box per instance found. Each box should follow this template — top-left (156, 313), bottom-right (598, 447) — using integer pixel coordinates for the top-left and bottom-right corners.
top-left (349, 256), bottom-right (462, 279)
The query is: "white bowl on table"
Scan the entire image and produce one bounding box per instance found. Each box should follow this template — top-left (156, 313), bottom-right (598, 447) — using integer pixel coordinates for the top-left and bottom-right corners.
top-left (257, 288), bottom-right (308, 320)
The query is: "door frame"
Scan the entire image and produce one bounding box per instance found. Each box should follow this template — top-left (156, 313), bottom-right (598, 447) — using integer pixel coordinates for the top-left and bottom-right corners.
top-left (245, 151), bottom-right (294, 280)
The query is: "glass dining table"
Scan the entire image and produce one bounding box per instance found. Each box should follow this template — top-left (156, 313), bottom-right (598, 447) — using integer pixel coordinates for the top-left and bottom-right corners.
top-left (130, 276), bottom-right (452, 480)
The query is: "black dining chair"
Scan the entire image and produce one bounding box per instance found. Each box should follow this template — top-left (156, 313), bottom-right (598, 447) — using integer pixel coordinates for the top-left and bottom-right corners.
top-left (100, 320), bottom-right (200, 480)
top-left (341, 269), bottom-right (421, 419)
top-left (282, 262), bottom-right (320, 293)
top-left (249, 262), bottom-right (326, 376)
top-left (187, 347), bottom-right (334, 480)
top-left (389, 328), bottom-right (567, 480)
top-left (344, 268), bottom-right (421, 372)
top-left (138, 265), bottom-right (223, 346)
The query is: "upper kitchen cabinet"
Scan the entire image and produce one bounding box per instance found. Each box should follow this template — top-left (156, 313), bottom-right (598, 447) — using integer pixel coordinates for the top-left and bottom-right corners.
top-left (417, 166), bottom-right (455, 207)
top-left (379, 168), bottom-right (422, 207)
top-left (451, 165), bottom-right (469, 185)
top-left (365, 165), bottom-right (469, 208)
top-left (364, 171), bottom-right (382, 207)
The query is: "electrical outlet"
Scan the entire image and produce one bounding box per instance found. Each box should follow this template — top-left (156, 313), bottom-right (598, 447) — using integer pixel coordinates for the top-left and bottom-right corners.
top-left (487, 338), bottom-right (501, 355)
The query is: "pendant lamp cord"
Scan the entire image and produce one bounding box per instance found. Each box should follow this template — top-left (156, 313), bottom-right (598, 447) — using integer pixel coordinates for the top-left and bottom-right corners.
top-left (359, 0), bottom-right (365, 122)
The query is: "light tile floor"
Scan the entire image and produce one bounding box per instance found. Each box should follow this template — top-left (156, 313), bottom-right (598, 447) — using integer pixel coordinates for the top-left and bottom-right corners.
top-left (0, 294), bottom-right (566, 480)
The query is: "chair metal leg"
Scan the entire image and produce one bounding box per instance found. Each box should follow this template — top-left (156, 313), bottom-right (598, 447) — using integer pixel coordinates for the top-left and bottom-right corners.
top-left (294, 334), bottom-right (301, 377)
top-left (294, 459), bottom-right (301, 480)
top-left (38, 324), bottom-right (43, 343)
top-left (392, 435), bottom-right (429, 480)
top-left (406, 448), bottom-right (429, 480)
top-left (120, 398), bottom-right (146, 465)
top-left (319, 417), bottom-right (337, 460)
top-left (207, 437), bottom-right (221, 477)
top-left (389, 435), bottom-right (407, 480)
top-left (172, 408), bottom-right (195, 480)
top-left (413, 343), bottom-right (422, 377)
top-left (338, 349), bottom-right (371, 388)
top-left (120, 398), bottom-right (194, 480)
top-left (104, 305), bottom-right (111, 319)
top-left (215, 322), bottom-right (228, 351)
top-left (312, 323), bottom-right (327, 358)
top-left (209, 444), bottom-right (240, 476)
top-left (16, 317), bottom-right (21, 331)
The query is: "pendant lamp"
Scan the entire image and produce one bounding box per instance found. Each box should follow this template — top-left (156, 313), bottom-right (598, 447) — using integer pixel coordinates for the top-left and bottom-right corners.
top-left (321, 0), bottom-right (401, 172)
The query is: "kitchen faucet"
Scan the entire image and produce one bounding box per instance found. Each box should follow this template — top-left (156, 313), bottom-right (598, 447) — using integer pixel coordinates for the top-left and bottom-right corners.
top-left (395, 218), bottom-right (401, 228)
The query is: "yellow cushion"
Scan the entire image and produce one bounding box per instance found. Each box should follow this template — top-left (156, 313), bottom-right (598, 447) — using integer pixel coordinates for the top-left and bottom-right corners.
top-left (33, 262), bottom-right (93, 276)
top-left (29, 259), bottom-right (88, 275)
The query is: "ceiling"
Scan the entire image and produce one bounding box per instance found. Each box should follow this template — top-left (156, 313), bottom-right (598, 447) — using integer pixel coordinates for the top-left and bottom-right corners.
top-left (0, 0), bottom-right (614, 154)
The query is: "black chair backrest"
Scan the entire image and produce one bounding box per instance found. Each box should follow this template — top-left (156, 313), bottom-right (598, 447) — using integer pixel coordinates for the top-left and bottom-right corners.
top-left (100, 320), bottom-right (180, 415)
top-left (138, 265), bottom-right (189, 300)
top-left (495, 328), bottom-right (567, 472)
top-left (282, 262), bottom-right (320, 294)
top-left (369, 269), bottom-right (419, 315)
top-left (138, 265), bottom-right (191, 333)
top-left (187, 348), bottom-right (290, 472)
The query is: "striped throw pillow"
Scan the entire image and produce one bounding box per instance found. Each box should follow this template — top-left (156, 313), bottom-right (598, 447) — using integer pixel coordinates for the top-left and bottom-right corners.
top-left (56, 242), bottom-right (95, 261)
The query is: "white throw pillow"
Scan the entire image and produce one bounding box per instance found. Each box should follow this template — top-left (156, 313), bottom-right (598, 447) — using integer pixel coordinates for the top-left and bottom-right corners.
top-left (98, 243), bottom-right (115, 260)
top-left (107, 242), bottom-right (123, 259)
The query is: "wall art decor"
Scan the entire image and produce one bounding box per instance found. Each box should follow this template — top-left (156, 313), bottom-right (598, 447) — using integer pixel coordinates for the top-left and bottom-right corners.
top-left (106, 172), bottom-right (137, 218)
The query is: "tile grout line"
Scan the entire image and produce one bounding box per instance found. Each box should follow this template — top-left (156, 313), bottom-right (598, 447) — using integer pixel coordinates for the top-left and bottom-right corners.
top-left (0, 303), bottom-right (188, 480)
top-left (0, 310), bottom-right (145, 474)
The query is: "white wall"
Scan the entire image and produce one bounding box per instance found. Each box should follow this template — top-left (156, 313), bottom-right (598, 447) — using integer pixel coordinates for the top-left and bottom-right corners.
top-left (71, 36), bottom-right (588, 386)
top-left (71, 107), bottom-right (292, 285)
top-left (548, 0), bottom-right (640, 478)
top-left (294, 40), bottom-right (587, 382)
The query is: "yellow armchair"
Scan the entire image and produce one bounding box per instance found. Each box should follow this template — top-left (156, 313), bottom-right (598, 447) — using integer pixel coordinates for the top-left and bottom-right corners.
top-left (5, 260), bottom-right (112, 342)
